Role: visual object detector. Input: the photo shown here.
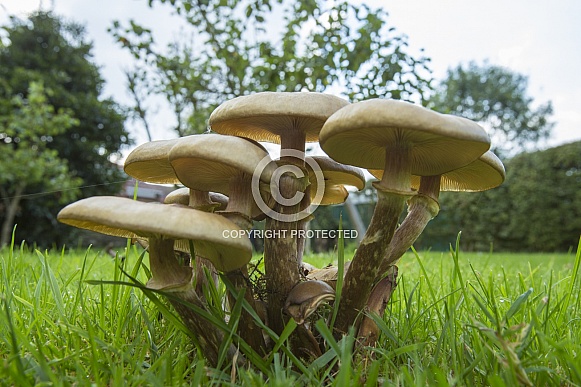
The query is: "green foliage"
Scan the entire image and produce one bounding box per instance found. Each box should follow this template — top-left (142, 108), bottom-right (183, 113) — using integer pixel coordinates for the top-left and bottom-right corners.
top-left (1, 241), bottom-right (580, 385)
top-left (429, 61), bottom-right (554, 156)
top-left (0, 82), bottom-right (82, 246)
top-left (417, 141), bottom-right (581, 252)
top-left (0, 12), bottom-right (130, 246)
top-left (109, 0), bottom-right (432, 136)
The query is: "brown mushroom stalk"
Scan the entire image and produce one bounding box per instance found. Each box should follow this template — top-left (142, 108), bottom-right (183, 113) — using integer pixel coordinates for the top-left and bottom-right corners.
top-left (334, 187), bottom-right (408, 333)
top-left (333, 141), bottom-right (416, 334)
top-left (380, 176), bottom-right (441, 271)
top-left (146, 238), bottom-right (193, 291)
top-left (263, 172), bottom-right (308, 336)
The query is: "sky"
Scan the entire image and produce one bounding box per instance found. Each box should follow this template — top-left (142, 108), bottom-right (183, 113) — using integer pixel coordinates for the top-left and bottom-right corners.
top-left (1, 0), bottom-right (580, 151)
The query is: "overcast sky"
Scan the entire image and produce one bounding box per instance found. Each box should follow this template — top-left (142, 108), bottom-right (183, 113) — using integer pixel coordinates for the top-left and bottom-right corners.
top-left (2, 0), bottom-right (580, 150)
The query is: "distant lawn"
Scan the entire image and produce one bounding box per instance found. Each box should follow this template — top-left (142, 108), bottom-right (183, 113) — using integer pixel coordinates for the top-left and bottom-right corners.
top-left (1, 240), bottom-right (580, 385)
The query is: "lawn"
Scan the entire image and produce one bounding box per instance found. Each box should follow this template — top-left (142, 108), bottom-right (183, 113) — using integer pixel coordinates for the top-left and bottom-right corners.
top-left (1, 237), bottom-right (580, 386)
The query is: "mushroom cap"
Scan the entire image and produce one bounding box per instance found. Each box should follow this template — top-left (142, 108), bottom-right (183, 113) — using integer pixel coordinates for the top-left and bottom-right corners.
top-left (164, 187), bottom-right (230, 210)
top-left (368, 151), bottom-right (506, 192)
top-left (306, 261), bottom-right (352, 289)
top-left (285, 280), bottom-right (335, 305)
top-left (319, 99), bottom-right (490, 176)
top-left (163, 187), bottom-right (193, 205)
top-left (284, 280), bottom-right (336, 324)
top-left (307, 156), bottom-right (366, 190)
top-left (316, 185), bottom-right (350, 206)
top-left (124, 138), bottom-right (183, 184)
top-left (307, 156), bottom-right (366, 205)
top-left (209, 92), bottom-right (350, 143)
top-left (169, 134), bottom-right (277, 195)
top-left (57, 196), bottom-right (252, 272)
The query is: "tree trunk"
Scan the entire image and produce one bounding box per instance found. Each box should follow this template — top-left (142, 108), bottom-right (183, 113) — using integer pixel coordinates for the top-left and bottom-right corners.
top-left (1, 183), bottom-right (25, 247)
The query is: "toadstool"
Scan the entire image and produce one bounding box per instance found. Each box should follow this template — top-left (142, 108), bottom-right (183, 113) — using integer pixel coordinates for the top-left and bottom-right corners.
top-left (319, 98), bottom-right (490, 334)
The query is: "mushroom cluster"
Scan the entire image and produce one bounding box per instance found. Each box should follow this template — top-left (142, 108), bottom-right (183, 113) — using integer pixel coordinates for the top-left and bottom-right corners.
top-left (57, 92), bottom-right (504, 366)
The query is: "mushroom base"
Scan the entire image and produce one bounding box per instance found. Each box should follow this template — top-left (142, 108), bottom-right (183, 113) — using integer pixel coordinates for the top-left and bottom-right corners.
top-left (357, 265), bottom-right (398, 347)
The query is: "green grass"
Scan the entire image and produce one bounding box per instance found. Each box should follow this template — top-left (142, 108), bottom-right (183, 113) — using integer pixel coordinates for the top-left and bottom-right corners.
top-left (1, 237), bottom-right (580, 386)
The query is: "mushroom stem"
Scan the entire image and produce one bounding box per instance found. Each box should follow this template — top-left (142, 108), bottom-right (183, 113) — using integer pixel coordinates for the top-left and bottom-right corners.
top-left (166, 287), bottom-right (245, 368)
top-left (376, 144), bottom-right (413, 193)
top-left (280, 130), bottom-right (306, 164)
top-left (146, 238), bottom-right (193, 291)
top-left (296, 183), bottom-right (312, 265)
top-left (186, 189), bottom-right (220, 293)
top-left (264, 173), bottom-right (306, 336)
top-left (145, 238), bottom-right (241, 368)
top-left (335, 144), bottom-right (414, 336)
top-left (378, 175), bottom-right (441, 276)
top-left (334, 188), bottom-right (406, 335)
top-left (218, 178), bottom-right (268, 354)
top-left (220, 174), bottom-right (254, 230)
top-left (223, 266), bottom-right (267, 353)
top-left (188, 189), bottom-right (218, 211)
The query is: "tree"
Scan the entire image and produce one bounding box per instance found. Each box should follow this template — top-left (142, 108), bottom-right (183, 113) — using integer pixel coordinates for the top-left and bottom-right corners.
top-left (416, 141), bottom-right (581, 252)
top-left (428, 61), bottom-right (554, 157)
top-left (0, 12), bottom-right (131, 246)
top-left (0, 82), bottom-right (82, 246)
top-left (109, 0), bottom-right (432, 137)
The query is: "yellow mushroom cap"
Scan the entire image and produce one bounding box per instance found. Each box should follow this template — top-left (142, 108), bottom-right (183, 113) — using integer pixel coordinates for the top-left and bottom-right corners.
top-left (284, 280), bottom-right (336, 324)
top-left (164, 187), bottom-right (229, 210)
top-left (320, 99), bottom-right (490, 176)
top-left (57, 196), bottom-right (252, 272)
top-left (369, 151), bottom-right (506, 192)
top-left (168, 133), bottom-right (277, 194)
top-left (306, 156), bottom-right (366, 205)
top-left (124, 138), bottom-right (184, 184)
top-left (209, 92), bottom-right (350, 143)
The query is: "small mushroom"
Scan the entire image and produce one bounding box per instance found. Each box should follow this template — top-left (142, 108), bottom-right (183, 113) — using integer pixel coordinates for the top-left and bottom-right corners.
top-left (57, 196), bottom-right (249, 366)
top-left (168, 133), bottom-right (277, 230)
top-left (57, 196), bottom-right (252, 289)
top-left (305, 156), bottom-right (366, 206)
top-left (284, 280), bottom-right (336, 325)
top-left (124, 138), bottom-right (218, 211)
top-left (319, 98), bottom-right (490, 333)
top-left (164, 188), bottom-right (229, 212)
top-left (305, 261), bottom-right (352, 290)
